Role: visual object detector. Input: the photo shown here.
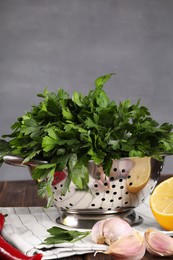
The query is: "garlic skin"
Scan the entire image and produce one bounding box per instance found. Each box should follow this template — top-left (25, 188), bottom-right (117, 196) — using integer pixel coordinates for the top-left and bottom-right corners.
top-left (91, 217), bottom-right (133, 245)
top-left (144, 228), bottom-right (173, 256)
top-left (105, 231), bottom-right (146, 260)
top-left (102, 217), bottom-right (133, 245)
top-left (91, 219), bottom-right (107, 244)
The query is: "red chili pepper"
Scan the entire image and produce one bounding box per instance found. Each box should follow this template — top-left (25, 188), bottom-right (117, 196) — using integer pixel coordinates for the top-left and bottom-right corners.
top-left (0, 213), bottom-right (43, 260)
top-left (0, 213), bottom-right (5, 231)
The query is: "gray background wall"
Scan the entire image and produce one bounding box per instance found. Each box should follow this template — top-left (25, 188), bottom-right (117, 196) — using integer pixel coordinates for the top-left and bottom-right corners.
top-left (0, 0), bottom-right (173, 180)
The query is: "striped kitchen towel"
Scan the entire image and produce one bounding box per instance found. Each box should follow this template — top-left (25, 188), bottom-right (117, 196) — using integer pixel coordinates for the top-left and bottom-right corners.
top-left (0, 198), bottom-right (170, 259)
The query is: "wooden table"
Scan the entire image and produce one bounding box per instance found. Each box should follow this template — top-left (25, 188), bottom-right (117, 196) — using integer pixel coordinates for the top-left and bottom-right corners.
top-left (0, 174), bottom-right (171, 260)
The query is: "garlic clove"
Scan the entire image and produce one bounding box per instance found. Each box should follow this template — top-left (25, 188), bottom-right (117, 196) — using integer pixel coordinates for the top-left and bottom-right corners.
top-left (104, 231), bottom-right (146, 260)
top-left (144, 228), bottom-right (173, 256)
top-left (91, 219), bottom-right (107, 244)
top-left (102, 217), bottom-right (133, 245)
top-left (91, 217), bottom-right (133, 245)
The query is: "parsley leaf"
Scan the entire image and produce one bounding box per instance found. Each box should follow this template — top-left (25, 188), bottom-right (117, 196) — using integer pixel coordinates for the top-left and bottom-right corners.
top-left (44, 226), bottom-right (90, 244)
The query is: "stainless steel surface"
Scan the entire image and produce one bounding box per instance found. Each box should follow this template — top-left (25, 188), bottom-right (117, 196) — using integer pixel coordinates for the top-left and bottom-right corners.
top-left (3, 155), bottom-right (48, 167)
top-left (56, 209), bottom-right (143, 229)
top-left (51, 157), bottom-right (163, 213)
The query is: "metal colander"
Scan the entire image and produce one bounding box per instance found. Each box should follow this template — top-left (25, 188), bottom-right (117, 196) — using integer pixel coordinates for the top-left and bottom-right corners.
top-left (3, 155), bottom-right (163, 228)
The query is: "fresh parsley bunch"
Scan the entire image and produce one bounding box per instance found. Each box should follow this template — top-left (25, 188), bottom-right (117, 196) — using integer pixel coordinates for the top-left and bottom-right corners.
top-left (1, 73), bottom-right (173, 205)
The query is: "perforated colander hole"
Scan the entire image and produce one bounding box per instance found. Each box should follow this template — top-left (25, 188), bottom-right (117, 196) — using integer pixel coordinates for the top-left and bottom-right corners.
top-left (112, 184), bottom-right (116, 188)
top-left (110, 199), bottom-right (114, 202)
top-left (127, 175), bottom-right (131, 179)
top-left (91, 204), bottom-right (95, 207)
top-left (60, 184), bottom-right (63, 187)
top-left (54, 186), bottom-right (57, 190)
top-left (113, 168), bottom-right (117, 171)
top-left (59, 197), bottom-right (63, 200)
top-left (108, 208), bottom-right (112, 211)
top-left (69, 203), bottom-right (73, 206)
top-left (121, 169), bottom-right (126, 173)
top-left (101, 198), bottom-right (106, 201)
top-left (110, 176), bottom-right (115, 181)
top-left (106, 190), bottom-right (110, 194)
top-left (99, 207), bottom-right (103, 209)
top-left (125, 191), bottom-right (129, 194)
top-left (119, 178), bottom-right (123, 182)
top-left (125, 201), bottom-right (128, 204)
top-left (129, 182), bottom-right (133, 186)
top-left (118, 197), bottom-right (122, 200)
top-left (94, 183), bottom-right (99, 189)
top-left (104, 182), bottom-right (108, 186)
top-left (95, 192), bottom-right (100, 196)
top-left (120, 185), bottom-right (124, 189)
top-left (113, 191), bottom-right (117, 195)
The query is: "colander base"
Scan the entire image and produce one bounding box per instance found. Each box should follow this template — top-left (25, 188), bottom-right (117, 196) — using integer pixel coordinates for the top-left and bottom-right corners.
top-left (56, 209), bottom-right (143, 229)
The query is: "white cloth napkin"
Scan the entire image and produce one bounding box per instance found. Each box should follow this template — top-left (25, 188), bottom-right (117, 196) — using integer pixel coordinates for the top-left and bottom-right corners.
top-left (0, 198), bottom-right (169, 259)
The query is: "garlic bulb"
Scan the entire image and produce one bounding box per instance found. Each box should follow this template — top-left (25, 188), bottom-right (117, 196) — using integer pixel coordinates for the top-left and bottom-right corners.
top-left (91, 217), bottom-right (133, 245)
top-left (144, 228), bottom-right (173, 256)
top-left (105, 231), bottom-right (146, 260)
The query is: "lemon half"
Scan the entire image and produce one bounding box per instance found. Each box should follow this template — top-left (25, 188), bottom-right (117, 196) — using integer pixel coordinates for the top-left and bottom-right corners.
top-left (150, 177), bottom-right (173, 231)
top-left (126, 157), bottom-right (151, 193)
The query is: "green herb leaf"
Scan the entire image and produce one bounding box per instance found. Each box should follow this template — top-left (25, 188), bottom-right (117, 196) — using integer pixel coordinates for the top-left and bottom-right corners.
top-left (44, 226), bottom-right (90, 245)
top-left (0, 139), bottom-right (12, 166)
top-left (95, 73), bottom-right (114, 88)
top-left (70, 162), bottom-right (89, 190)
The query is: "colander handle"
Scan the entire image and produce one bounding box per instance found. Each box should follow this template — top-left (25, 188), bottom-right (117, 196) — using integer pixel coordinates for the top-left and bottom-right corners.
top-left (3, 155), bottom-right (48, 168)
